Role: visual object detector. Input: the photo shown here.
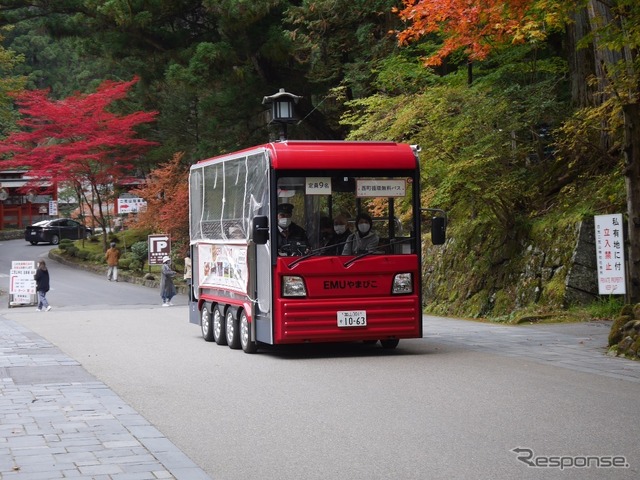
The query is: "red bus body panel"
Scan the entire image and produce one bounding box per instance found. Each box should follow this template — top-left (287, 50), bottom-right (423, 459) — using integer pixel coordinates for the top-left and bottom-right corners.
top-left (267, 141), bottom-right (418, 170)
top-left (273, 255), bottom-right (421, 344)
top-left (196, 141), bottom-right (419, 171)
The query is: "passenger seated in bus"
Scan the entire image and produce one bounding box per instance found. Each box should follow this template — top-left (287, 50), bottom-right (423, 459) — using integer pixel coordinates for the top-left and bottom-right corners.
top-left (326, 214), bottom-right (351, 255)
top-left (342, 213), bottom-right (379, 255)
top-left (276, 203), bottom-right (309, 255)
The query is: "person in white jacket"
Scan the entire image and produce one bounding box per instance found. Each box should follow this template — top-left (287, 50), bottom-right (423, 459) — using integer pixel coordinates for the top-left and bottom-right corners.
top-left (342, 213), bottom-right (379, 255)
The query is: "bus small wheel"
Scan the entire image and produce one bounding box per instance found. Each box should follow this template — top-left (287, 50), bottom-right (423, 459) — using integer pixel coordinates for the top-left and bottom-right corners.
top-left (213, 305), bottom-right (227, 345)
top-left (200, 304), bottom-right (214, 342)
top-left (380, 339), bottom-right (399, 349)
top-left (240, 310), bottom-right (258, 354)
top-left (225, 309), bottom-right (241, 349)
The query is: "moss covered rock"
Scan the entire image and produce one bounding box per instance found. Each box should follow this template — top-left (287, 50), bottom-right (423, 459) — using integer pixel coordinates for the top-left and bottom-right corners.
top-left (608, 315), bottom-right (631, 347)
top-left (608, 304), bottom-right (640, 359)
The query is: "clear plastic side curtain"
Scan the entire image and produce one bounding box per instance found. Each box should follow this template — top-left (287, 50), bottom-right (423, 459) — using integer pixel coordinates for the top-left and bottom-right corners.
top-left (189, 150), bottom-right (270, 242)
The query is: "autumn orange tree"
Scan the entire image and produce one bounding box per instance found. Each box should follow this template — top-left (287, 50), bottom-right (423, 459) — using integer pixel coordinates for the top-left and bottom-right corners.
top-left (0, 77), bottom-right (158, 249)
top-left (130, 152), bottom-right (190, 255)
top-left (394, 0), bottom-right (565, 67)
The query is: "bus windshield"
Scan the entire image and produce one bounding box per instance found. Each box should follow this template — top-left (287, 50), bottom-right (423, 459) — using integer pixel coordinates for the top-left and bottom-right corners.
top-left (275, 172), bottom-right (417, 257)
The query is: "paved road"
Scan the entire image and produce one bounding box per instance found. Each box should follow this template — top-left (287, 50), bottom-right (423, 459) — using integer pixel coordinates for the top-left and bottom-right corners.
top-left (2, 307), bottom-right (639, 480)
top-left (423, 315), bottom-right (640, 382)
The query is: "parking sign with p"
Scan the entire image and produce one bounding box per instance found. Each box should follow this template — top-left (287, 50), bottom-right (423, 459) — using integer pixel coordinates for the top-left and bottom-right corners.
top-left (148, 234), bottom-right (171, 265)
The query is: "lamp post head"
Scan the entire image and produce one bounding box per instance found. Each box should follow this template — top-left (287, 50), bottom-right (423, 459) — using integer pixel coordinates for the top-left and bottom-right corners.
top-left (262, 88), bottom-right (302, 141)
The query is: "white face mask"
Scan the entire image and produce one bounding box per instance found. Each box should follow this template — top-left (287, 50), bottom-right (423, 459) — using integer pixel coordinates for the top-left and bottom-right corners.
top-left (334, 225), bottom-right (346, 235)
top-left (278, 217), bottom-right (292, 229)
top-left (358, 223), bottom-right (371, 234)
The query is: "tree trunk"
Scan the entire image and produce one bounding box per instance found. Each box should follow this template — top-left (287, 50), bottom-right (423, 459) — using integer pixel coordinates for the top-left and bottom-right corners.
top-left (566, 7), bottom-right (597, 107)
top-left (586, 0), bottom-right (626, 152)
top-left (624, 103), bottom-right (640, 303)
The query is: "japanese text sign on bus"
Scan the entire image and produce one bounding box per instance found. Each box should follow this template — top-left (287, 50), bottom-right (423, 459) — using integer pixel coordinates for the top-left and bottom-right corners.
top-left (148, 234), bottom-right (171, 265)
top-left (356, 179), bottom-right (406, 197)
top-left (595, 214), bottom-right (626, 295)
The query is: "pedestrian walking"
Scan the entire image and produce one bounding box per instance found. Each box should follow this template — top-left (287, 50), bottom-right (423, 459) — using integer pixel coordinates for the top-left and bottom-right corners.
top-left (160, 256), bottom-right (177, 306)
top-left (105, 241), bottom-right (121, 281)
top-left (34, 260), bottom-right (52, 311)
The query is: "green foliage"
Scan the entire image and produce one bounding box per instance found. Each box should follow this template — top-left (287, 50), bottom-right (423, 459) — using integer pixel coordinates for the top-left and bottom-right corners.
top-left (584, 297), bottom-right (626, 320)
top-left (118, 256), bottom-right (132, 270)
top-left (58, 239), bottom-right (73, 252)
top-left (129, 259), bottom-right (143, 272)
top-left (373, 53), bottom-right (441, 95)
top-left (343, 82), bottom-right (542, 234)
top-left (284, 0), bottom-right (400, 95)
top-left (130, 241), bottom-right (148, 263)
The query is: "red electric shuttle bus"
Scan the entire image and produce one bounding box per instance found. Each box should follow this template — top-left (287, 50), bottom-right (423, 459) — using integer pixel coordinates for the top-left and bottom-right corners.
top-left (188, 141), bottom-right (445, 353)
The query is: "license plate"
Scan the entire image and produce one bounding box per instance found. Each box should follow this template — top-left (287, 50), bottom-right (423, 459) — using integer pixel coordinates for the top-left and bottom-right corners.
top-left (30, 231), bottom-right (36, 235)
top-left (337, 310), bottom-right (367, 327)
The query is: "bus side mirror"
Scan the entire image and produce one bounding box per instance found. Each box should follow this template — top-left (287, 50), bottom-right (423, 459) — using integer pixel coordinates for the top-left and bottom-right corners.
top-left (252, 216), bottom-right (269, 244)
top-left (431, 216), bottom-right (446, 245)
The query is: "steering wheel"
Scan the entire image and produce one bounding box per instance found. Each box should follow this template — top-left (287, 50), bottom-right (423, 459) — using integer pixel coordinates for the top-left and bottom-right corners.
top-left (278, 241), bottom-right (309, 257)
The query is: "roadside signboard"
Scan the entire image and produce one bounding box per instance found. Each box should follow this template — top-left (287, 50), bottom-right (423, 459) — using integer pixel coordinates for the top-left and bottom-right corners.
top-left (49, 200), bottom-right (58, 216)
top-left (148, 234), bottom-right (171, 265)
top-left (9, 260), bottom-right (37, 306)
top-left (118, 197), bottom-right (147, 214)
top-left (595, 213), bottom-right (626, 295)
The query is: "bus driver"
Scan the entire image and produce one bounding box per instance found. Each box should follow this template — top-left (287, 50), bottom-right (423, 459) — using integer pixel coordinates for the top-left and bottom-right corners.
top-left (276, 203), bottom-right (309, 255)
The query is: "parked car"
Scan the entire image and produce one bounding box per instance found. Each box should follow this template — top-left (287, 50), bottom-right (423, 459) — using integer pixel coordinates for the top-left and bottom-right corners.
top-left (25, 218), bottom-right (92, 245)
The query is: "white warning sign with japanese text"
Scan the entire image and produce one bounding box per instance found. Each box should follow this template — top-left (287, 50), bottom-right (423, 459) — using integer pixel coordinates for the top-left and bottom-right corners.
top-left (595, 214), bottom-right (626, 295)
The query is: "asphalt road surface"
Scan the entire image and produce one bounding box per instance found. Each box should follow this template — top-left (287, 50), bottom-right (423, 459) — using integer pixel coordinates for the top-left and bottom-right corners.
top-left (1, 238), bottom-right (638, 480)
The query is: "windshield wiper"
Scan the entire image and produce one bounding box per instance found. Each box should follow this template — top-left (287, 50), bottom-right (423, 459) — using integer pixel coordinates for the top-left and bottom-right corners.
top-left (343, 238), bottom-right (413, 268)
top-left (288, 240), bottom-right (350, 268)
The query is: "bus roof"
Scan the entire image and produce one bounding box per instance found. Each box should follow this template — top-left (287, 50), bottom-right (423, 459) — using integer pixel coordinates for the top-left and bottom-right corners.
top-left (193, 141), bottom-right (419, 170)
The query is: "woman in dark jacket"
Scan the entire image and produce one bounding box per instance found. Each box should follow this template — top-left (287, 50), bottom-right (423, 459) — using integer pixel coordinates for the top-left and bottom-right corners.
top-left (34, 260), bottom-right (51, 311)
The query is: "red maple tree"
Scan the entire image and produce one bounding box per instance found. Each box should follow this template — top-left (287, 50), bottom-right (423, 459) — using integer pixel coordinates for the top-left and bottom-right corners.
top-left (394, 0), bottom-right (547, 66)
top-left (0, 77), bottom-right (158, 246)
top-left (130, 152), bottom-right (190, 255)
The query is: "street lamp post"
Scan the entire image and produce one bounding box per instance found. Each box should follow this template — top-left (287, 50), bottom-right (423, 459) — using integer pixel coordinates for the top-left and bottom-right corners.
top-left (262, 88), bottom-right (302, 141)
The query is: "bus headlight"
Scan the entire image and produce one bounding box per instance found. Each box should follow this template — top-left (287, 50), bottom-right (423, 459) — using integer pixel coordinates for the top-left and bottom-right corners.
top-left (282, 276), bottom-right (307, 297)
top-left (392, 273), bottom-right (413, 294)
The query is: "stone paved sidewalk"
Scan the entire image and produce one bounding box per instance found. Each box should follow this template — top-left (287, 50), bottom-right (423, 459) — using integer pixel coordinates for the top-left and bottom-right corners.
top-left (0, 317), bottom-right (212, 480)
